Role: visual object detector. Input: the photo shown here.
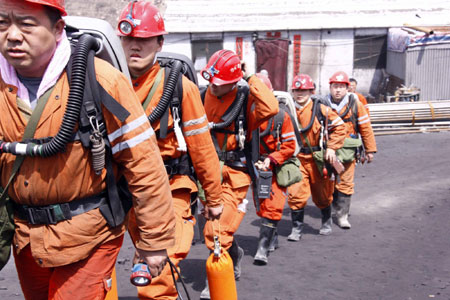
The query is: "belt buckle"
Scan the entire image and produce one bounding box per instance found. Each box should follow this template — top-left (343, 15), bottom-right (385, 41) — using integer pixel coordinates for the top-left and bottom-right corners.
top-left (165, 164), bottom-right (173, 175)
top-left (24, 206), bottom-right (36, 224)
top-left (45, 206), bottom-right (58, 225)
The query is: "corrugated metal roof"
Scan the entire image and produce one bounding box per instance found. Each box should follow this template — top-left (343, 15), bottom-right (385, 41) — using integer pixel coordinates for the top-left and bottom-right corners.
top-left (163, 0), bottom-right (450, 32)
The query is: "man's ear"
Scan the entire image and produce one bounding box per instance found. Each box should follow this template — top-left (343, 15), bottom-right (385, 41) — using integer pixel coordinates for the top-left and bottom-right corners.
top-left (54, 19), bottom-right (66, 42)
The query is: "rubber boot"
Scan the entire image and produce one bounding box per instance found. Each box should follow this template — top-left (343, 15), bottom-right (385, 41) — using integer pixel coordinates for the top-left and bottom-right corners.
top-left (254, 218), bottom-right (277, 265)
top-left (228, 239), bottom-right (244, 280)
top-left (287, 208), bottom-right (304, 241)
top-left (268, 229), bottom-right (278, 252)
top-left (319, 205), bottom-right (332, 235)
top-left (333, 190), bottom-right (352, 229)
top-left (200, 277), bottom-right (210, 299)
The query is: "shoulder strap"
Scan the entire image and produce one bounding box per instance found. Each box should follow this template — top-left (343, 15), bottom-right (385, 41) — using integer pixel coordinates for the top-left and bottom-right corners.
top-left (142, 68), bottom-right (164, 111)
top-left (0, 87), bottom-right (54, 204)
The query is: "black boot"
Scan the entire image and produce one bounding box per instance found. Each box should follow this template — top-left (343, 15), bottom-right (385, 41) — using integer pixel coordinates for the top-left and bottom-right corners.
top-left (228, 239), bottom-right (244, 280)
top-left (268, 229), bottom-right (278, 252)
top-left (333, 190), bottom-right (352, 229)
top-left (254, 218), bottom-right (277, 265)
top-left (319, 205), bottom-right (332, 235)
top-left (287, 208), bottom-right (304, 241)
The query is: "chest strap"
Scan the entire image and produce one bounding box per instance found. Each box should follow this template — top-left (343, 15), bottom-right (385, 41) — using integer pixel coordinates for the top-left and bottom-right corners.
top-left (14, 191), bottom-right (107, 225)
top-left (300, 146), bottom-right (321, 154)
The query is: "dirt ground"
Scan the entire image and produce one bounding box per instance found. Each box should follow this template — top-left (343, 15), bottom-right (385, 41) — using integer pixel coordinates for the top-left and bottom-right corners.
top-left (1, 131), bottom-right (449, 300)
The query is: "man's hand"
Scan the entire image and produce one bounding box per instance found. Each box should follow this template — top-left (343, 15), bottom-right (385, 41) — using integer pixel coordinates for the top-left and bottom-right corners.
top-left (255, 157), bottom-right (271, 170)
top-left (365, 152), bottom-right (374, 163)
top-left (325, 148), bottom-right (336, 164)
top-left (135, 249), bottom-right (168, 278)
top-left (203, 204), bottom-right (224, 220)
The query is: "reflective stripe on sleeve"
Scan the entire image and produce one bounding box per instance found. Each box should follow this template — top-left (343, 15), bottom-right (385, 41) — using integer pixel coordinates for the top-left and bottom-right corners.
top-left (183, 125), bottom-right (209, 137)
top-left (281, 137), bottom-right (296, 143)
top-left (111, 127), bottom-right (154, 154)
top-left (358, 114), bottom-right (369, 122)
top-left (108, 114), bottom-right (149, 143)
top-left (359, 119), bottom-right (370, 125)
top-left (183, 114), bottom-right (207, 128)
top-left (281, 132), bottom-right (295, 138)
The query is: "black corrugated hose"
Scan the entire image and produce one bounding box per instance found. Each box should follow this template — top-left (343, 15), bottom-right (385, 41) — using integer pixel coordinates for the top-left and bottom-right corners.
top-left (41, 34), bottom-right (100, 156)
top-left (148, 59), bottom-right (183, 123)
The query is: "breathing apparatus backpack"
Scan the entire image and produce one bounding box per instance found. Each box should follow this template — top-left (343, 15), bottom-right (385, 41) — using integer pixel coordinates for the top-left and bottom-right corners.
top-left (0, 17), bottom-right (140, 228)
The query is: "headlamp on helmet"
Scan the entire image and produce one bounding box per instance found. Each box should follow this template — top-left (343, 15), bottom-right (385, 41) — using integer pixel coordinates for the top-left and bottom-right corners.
top-left (118, 1), bottom-right (141, 36)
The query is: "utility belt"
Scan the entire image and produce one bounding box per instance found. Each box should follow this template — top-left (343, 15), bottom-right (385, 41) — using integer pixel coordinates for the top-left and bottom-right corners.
top-left (217, 150), bottom-right (247, 171)
top-left (14, 191), bottom-right (107, 225)
top-left (299, 146), bottom-right (321, 154)
top-left (164, 154), bottom-right (193, 177)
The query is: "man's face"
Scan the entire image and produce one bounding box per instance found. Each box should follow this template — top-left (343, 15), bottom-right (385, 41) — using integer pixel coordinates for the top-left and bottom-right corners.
top-left (330, 83), bottom-right (348, 102)
top-left (348, 81), bottom-right (357, 93)
top-left (292, 89), bottom-right (313, 106)
top-left (121, 35), bottom-right (163, 78)
top-left (210, 82), bottom-right (235, 98)
top-left (0, 0), bottom-right (64, 77)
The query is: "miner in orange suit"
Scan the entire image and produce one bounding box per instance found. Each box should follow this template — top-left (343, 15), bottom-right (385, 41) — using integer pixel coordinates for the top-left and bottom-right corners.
top-left (287, 74), bottom-right (346, 238)
top-left (325, 71), bottom-right (377, 229)
top-left (117, 2), bottom-right (223, 299)
top-left (252, 74), bottom-right (297, 266)
top-left (199, 50), bottom-right (279, 299)
top-left (0, 1), bottom-right (175, 299)
top-left (348, 77), bottom-right (370, 116)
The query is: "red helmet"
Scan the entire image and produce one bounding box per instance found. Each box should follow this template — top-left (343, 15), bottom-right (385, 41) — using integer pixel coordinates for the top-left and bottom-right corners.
top-left (291, 74), bottom-right (315, 90)
top-left (117, 1), bottom-right (167, 38)
top-left (201, 50), bottom-right (243, 85)
top-left (329, 71), bottom-right (350, 85)
top-left (25, 0), bottom-right (66, 16)
top-left (256, 73), bottom-right (273, 91)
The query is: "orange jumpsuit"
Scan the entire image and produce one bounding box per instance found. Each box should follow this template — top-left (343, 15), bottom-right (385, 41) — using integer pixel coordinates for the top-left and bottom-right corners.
top-left (356, 92), bottom-right (370, 116)
top-left (128, 63), bottom-right (222, 300)
top-left (257, 111), bottom-right (296, 220)
top-left (288, 99), bottom-right (346, 210)
top-left (331, 93), bottom-right (377, 195)
top-left (203, 75), bottom-right (279, 250)
top-left (0, 58), bottom-right (175, 299)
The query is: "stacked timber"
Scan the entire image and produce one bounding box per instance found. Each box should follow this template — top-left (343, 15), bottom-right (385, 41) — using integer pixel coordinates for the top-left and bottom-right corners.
top-left (367, 100), bottom-right (450, 135)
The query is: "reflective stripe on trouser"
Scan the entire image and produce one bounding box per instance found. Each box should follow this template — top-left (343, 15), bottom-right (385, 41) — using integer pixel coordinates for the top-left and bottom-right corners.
top-left (204, 183), bottom-right (249, 251)
top-left (256, 175), bottom-right (288, 221)
top-left (14, 235), bottom-right (124, 300)
top-left (335, 160), bottom-right (356, 195)
top-left (288, 156), bottom-right (334, 210)
top-left (137, 189), bottom-right (195, 300)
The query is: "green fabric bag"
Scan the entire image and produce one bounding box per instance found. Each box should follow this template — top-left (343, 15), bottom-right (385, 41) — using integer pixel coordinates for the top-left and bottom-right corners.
top-left (312, 149), bottom-right (326, 176)
top-left (0, 189), bottom-right (14, 271)
top-left (275, 157), bottom-right (302, 187)
top-left (336, 137), bottom-right (363, 163)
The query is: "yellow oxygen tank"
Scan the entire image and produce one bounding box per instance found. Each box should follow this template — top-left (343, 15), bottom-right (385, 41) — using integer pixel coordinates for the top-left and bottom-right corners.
top-left (206, 236), bottom-right (238, 300)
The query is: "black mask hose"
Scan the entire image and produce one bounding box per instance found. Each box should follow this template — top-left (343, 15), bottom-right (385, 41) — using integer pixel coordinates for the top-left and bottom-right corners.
top-left (148, 59), bottom-right (183, 123)
top-left (299, 98), bottom-right (320, 134)
top-left (0, 34), bottom-right (100, 157)
top-left (210, 85), bottom-right (246, 130)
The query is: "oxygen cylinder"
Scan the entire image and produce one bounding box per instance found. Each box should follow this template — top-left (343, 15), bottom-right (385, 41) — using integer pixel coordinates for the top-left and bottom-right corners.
top-left (206, 248), bottom-right (238, 300)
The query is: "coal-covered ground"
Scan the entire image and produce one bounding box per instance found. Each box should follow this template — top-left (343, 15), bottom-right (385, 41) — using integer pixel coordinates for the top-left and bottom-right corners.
top-left (1, 131), bottom-right (450, 300)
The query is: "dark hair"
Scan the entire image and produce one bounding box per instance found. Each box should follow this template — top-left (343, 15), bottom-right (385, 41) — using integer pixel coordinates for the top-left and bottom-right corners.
top-left (43, 6), bottom-right (62, 26)
top-left (349, 78), bottom-right (357, 84)
top-left (157, 35), bottom-right (164, 44)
